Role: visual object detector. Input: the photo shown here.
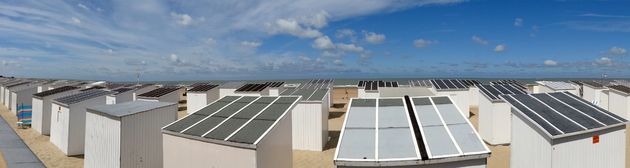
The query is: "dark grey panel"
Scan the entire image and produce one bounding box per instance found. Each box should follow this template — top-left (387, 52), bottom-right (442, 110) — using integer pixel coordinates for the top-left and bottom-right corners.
top-left (442, 80), bottom-right (456, 89)
top-left (478, 85), bottom-right (498, 100)
top-left (293, 89), bottom-right (316, 100)
top-left (280, 88), bottom-right (296, 95)
top-left (195, 96), bottom-right (240, 116)
top-left (511, 94), bottom-right (584, 134)
top-left (352, 99), bottom-right (376, 107)
top-left (550, 92), bottom-right (626, 124)
top-left (275, 96), bottom-right (300, 104)
top-left (502, 84), bottom-right (527, 94)
top-left (450, 79), bottom-right (465, 89)
top-left (431, 97), bottom-right (452, 105)
top-left (379, 99), bottom-right (404, 106)
top-left (493, 84), bottom-right (513, 94)
top-left (531, 94), bottom-right (603, 129)
top-left (227, 120), bottom-right (275, 144)
top-left (254, 103), bottom-right (292, 121)
top-left (204, 118), bottom-right (249, 140)
top-left (181, 116), bottom-right (226, 136)
top-left (430, 80), bottom-right (443, 89)
top-left (412, 98), bottom-right (432, 106)
top-left (232, 97), bottom-right (277, 119)
top-left (501, 95), bottom-right (563, 135)
top-left (163, 114), bottom-right (207, 132)
top-left (212, 97), bottom-right (258, 117)
top-left (307, 89), bottom-right (328, 101)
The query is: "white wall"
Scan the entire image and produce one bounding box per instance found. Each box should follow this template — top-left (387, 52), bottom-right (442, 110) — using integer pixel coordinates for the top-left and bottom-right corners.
top-left (187, 92), bottom-right (207, 114)
top-left (257, 106), bottom-right (293, 168)
top-left (600, 91), bottom-right (609, 110)
top-left (32, 90), bottom-right (78, 135)
top-left (219, 88), bottom-right (236, 98)
top-left (478, 94), bottom-right (511, 145)
top-left (162, 134), bottom-right (257, 168)
top-left (436, 90), bottom-right (470, 118)
top-left (133, 86), bottom-right (159, 101)
top-left (120, 104), bottom-right (177, 168)
top-left (51, 96), bottom-right (106, 156)
top-left (106, 96), bottom-right (116, 105)
top-left (551, 126), bottom-right (626, 168)
top-left (608, 91), bottom-right (629, 119)
top-left (510, 111), bottom-right (552, 168)
top-left (291, 100), bottom-right (328, 151)
top-left (469, 87), bottom-right (480, 107)
top-left (84, 112), bottom-right (121, 168)
top-left (50, 103), bottom-right (71, 155)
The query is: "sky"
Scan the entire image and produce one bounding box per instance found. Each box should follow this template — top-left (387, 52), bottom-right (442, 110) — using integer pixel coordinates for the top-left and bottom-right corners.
top-left (0, 0), bottom-right (629, 81)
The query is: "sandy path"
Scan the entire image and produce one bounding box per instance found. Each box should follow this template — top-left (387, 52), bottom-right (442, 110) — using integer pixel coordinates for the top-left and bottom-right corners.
top-left (0, 148), bottom-right (6, 168)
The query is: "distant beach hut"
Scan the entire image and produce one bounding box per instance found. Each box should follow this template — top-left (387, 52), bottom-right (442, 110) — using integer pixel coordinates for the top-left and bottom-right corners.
top-left (84, 101), bottom-right (177, 168)
top-left (218, 81), bottom-right (245, 98)
top-left (162, 96), bottom-right (300, 168)
top-left (431, 79), bottom-right (472, 117)
top-left (186, 84), bottom-right (220, 114)
top-left (137, 87), bottom-right (181, 103)
top-left (105, 87), bottom-right (135, 104)
top-left (50, 89), bottom-right (112, 156)
top-left (7, 81), bottom-right (37, 114)
top-left (3, 81), bottom-right (30, 110)
top-left (32, 86), bottom-right (80, 135)
top-left (280, 87), bottom-right (330, 151)
top-left (0, 79), bottom-right (22, 106)
top-left (534, 81), bottom-right (579, 95)
top-left (132, 84), bottom-right (159, 101)
top-left (580, 81), bottom-right (608, 108)
top-left (477, 84), bottom-right (528, 145)
top-left (607, 85), bottom-right (630, 119)
top-left (502, 92), bottom-right (627, 168)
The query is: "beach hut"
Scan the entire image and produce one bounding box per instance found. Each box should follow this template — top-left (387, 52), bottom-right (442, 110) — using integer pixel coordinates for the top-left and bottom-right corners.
top-left (534, 81), bottom-right (579, 95)
top-left (608, 85), bottom-right (630, 119)
top-left (431, 79), bottom-right (472, 117)
top-left (230, 82), bottom-right (286, 97)
top-left (32, 86), bottom-right (80, 135)
top-left (600, 90), bottom-right (610, 110)
top-left (105, 87), bottom-right (135, 105)
top-left (132, 84), bottom-right (159, 101)
top-left (334, 96), bottom-right (490, 167)
top-left (502, 92), bottom-right (627, 168)
top-left (280, 87), bottom-right (330, 151)
top-left (137, 87), bottom-right (180, 103)
top-left (84, 101), bottom-right (177, 168)
top-left (218, 81), bottom-right (245, 98)
top-left (7, 81), bottom-right (35, 113)
top-left (580, 81), bottom-right (607, 106)
top-left (477, 84), bottom-right (528, 145)
top-left (186, 84), bottom-right (220, 114)
top-left (50, 89), bottom-right (112, 156)
top-left (356, 81), bottom-right (384, 98)
top-left (461, 80), bottom-right (481, 107)
top-left (10, 82), bottom-right (40, 115)
top-left (3, 81), bottom-right (30, 109)
top-left (162, 96), bottom-right (300, 168)
top-left (0, 79), bottom-right (23, 106)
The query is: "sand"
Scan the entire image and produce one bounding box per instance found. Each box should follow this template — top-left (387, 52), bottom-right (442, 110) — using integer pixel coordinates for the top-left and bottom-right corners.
top-left (0, 149), bottom-right (6, 168)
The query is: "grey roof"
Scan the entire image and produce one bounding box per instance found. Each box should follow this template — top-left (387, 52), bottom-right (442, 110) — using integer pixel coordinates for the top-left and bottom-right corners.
top-left (537, 81), bottom-right (576, 90)
top-left (500, 92), bottom-right (627, 138)
top-left (280, 88), bottom-right (329, 101)
top-left (6, 81), bottom-right (30, 88)
top-left (335, 96), bottom-right (489, 167)
top-left (162, 95), bottom-right (300, 148)
top-left (88, 101), bottom-right (176, 118)
top-left (478, 84), bottom-right (528, 101)
top-left (33, 86), bottom-right (79, 98)
top-left (54, 89), bottom-right (113, 106)
top-left (430, 79), bottom-right (469, 90)
top-left (220, 81), bottom-right (245, 89)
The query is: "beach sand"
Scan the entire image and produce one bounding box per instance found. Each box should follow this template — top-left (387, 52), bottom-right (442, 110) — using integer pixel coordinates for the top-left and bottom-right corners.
top-left (0, 149), bottom-right (6, 168)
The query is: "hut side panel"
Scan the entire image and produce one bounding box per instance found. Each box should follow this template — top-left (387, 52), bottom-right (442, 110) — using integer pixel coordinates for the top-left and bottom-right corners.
top-left (551, 126), bottom-right (626, 168)
top-left (510, 110), bottom-right (552, 168)
top-left (162, 134), bottom-right (257, 168)
top-left (84, 112), bottom-right (121, 168)
top-left (120, 105), bottom-right (177, 168)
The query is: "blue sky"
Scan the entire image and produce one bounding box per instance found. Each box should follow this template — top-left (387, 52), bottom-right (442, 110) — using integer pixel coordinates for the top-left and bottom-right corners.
top-left (0, 0), bottom-right (629, 81)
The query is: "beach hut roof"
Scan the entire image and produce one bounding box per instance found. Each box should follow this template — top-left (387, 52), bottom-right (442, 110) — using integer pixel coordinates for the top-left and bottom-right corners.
top-left (33, 86), bottom-right (79, 98)
top-left (54, 89), bottom-right (113, 106)
top-left (188, 84), bottom-right (219, 92)
top-left (478, 84), bottom-right (527, 102)
top-left (88, 101), bottom-right (175, 118)
top-left (138, 87), bottom-right (179, 98)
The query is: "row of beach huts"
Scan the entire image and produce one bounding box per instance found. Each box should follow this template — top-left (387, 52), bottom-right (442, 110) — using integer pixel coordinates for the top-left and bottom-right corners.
top-left (1, 77), bottom-right (630, 168)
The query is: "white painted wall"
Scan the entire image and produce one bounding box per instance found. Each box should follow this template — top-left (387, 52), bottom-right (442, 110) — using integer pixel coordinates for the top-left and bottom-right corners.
top-left (50, 96), bottom-right (107, 156)
top-left (219, 88), bottom-right (237, 98)
top-left (436, 90), bottom-right (470, 118)
top-left (469, 87), bottom-right (480, 107)
top-left (291, 100), bottom-right (329, 151)
top-left (510, 111), bottom-right (552, 168)
top-left (600, 91), bottom-right (609, 110)
top-left (478, 94), bottom-right (511, 145)
top-left (257, 107), bottom-right (293, 168)
top-left (50, 103), bottom-right (71, 155)
top-left (163, 134), bottom-right (257, 168)
top-left (551, 126), bottom-right (626, 168)
top-left (187, 92), bottom-right (207, 114)
top-left (608, 91), bottom-right (629, 119)
top-left (120, 104), bottom-right (177, 168)
top-left (133, 86), bottom-right (159, 101)
top-left (31, 90), bottom-right (79, 135)
top-left (12, 87), bottom-right (38, 114)
top-left (84, 112), bottom-right (121, 168)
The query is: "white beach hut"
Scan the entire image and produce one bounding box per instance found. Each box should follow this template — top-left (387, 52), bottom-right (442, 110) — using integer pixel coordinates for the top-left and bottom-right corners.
top-left (132, 84), bottom-right (159, 101)
top-left (0, 79), bottom-right (23, 106)
top-left (502, 92), bottom-right (627, 168)
top-left (32, 86), bottom-right (80, 135)
top-left (477, 84), bottom-right (528, 145)
top-left (137, 87), bottom-right (181, 103)
top-left (580, 81), bottom-right (608, 107)
top-left (534, 81), bottom-right (579, 95)
top-left (218, 81), bottom-right (245, 98)
top-left (186, 84), bottom-right (219, 114)
top-left (50, 89), bottom-right (112, 156)
top-left (105, 87), bottom-right (135, 105)
top-left (334, 96), bottom-right (490, 167)
top-left (3, 81), bottom-right (30, 109)
top-left (607, 85), bottom-right (630, 119)
top-left (431, 79), bottom-right (472, 117)
top-left (162, 96), bottom-right (300, 168)
top-left (84, 101), bottom-right (177, 168)
top-left (280, 87), bottom-right (330, 151)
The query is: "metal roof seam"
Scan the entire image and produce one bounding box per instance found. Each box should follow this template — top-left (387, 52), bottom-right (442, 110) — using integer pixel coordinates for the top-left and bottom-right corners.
top-left (505, 95), bottom-right (565, 134)
top-left (224, 97), bottom-right (281, 141)
top-left (427, 97), bottom-right (464, 157)
top-left (200, 97), bottom-right (263, 138)
top-left (527, 94), bottom-right (588, 130)
top-left (253, 96), bottom-right (301, 144)
top-left (179, 96), bottom-right (245, 133)
top-left (544, 93), bottom-right (606, 127)
top-left (560, 92), bottom-right (625, 123)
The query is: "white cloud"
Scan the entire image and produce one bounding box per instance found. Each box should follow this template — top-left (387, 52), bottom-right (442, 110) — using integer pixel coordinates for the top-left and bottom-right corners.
top-left (77, 3), bottom-right (89, 10)
top-left (336, 29), bottom-right (356, 39)
top-left (312, 36), bottom-right (335, 50)
top-left (71, 17), bottom-right (81, 24)
top-left (608, 46), bottom-right (627, 55)
top-left (413, 38), bottom-right (437, 48)
top-left (171, 12), bottom-right (194, 26)
top-left (169, 54), bottom-right (180, 62)
top-left (241, 41), bottom-right (262, 48)
top-left (333, 59), bottom-right (343, 65)
top-left (544, 60), bottom-right (558, 66)
top-left (266, 19), bottom-right (323, 38)
top-left (494, 44), bottom-right (506, 52)
top-left (514, 18), bottom-right (523, 27)
top-left (471, 35), bottom-right (488, 45)
top-left (206, 38), bottom-right (216, 45)
top-left (595, 57), bottom-right (613, 65)
top-left (364, 32), bottom-right (385, 44)
top-left (336, 43), bottom-right (364, 53)
top-left (301, 11), bottom-right (329, 28)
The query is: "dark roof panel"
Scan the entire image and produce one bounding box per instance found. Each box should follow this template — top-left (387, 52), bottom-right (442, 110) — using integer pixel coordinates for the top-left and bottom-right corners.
top-left (33, 86), bottom-right (79, 98)
top-left (609, 85), bottom-right (630, 94)
top-left (54, 89), bottom-right (112, 105)
top-left (188, 84), bottom-right (219, 92)
top-left (138, 87), bottom-right (180, 97)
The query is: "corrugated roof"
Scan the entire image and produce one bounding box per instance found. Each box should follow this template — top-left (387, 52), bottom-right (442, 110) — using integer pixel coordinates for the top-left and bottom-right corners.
top-left (537, 81), bottom-right (576, 90)
top-left (580, 81), bottom-right (604, 88)
top-left (430, 79), bottom-right (469, 90)
top-left (609, 85), bottom-right (630, 94)
top-left (478, 84), bottom-right (528, 101)
top-left (137, 87), bottom-right (180, 98)
top-left (54, 89), bottom-right (112, 105)
top-left (33, 86), bottom-right (79, 98)
top-left (501, 92), bottom-right (627, 138)
top-left (88, 101), bottom-right (176, 118)
top-left (220, 82), bottom-right (245, 89)
top-left (409, 80), bottom-right (433, 87)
